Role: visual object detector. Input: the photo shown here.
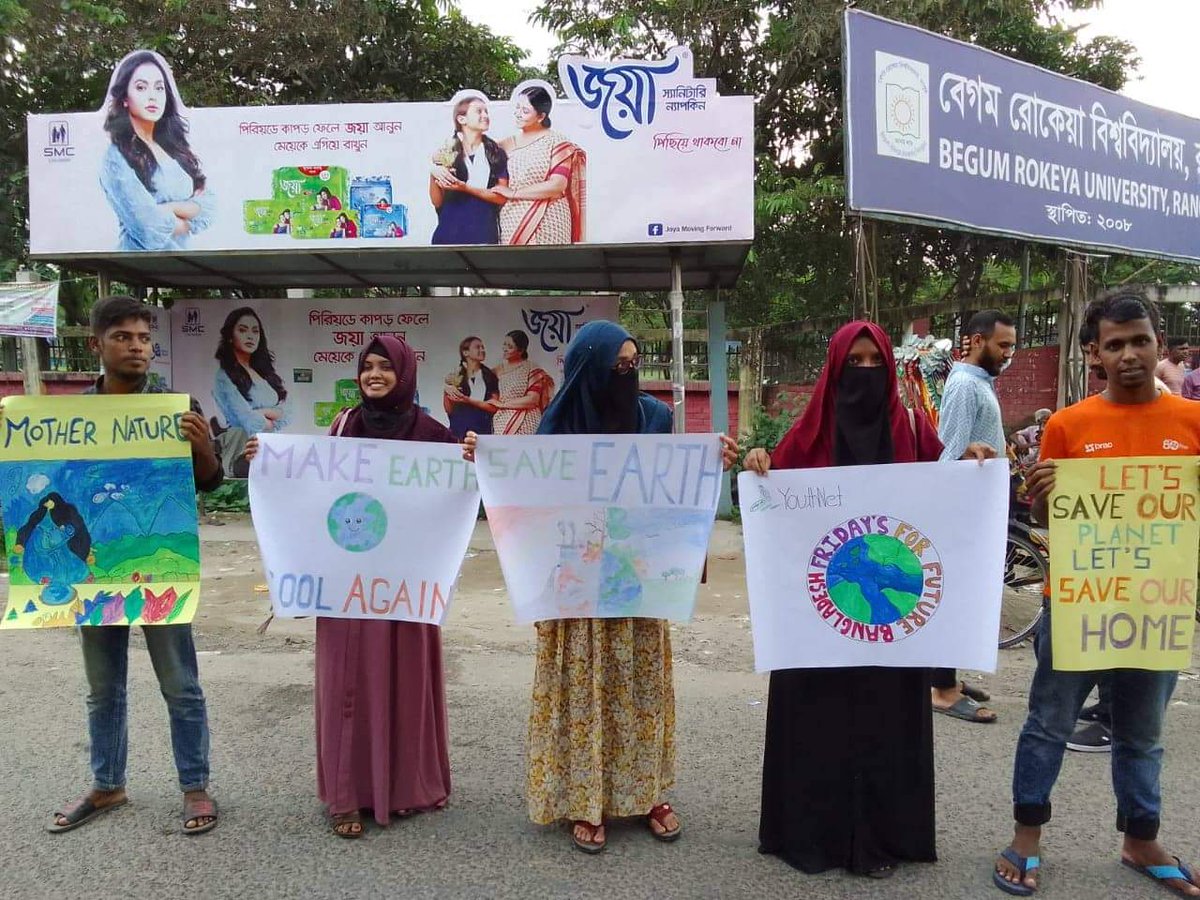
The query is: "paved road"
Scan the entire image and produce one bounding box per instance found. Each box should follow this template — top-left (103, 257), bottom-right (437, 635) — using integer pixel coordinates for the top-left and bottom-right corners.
top-left (0, 519), bottom-right (1196, 899)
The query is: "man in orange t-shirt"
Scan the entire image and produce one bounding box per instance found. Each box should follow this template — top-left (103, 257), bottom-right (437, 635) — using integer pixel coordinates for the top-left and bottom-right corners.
top-left (993, 290), bottom-right (1200, 897)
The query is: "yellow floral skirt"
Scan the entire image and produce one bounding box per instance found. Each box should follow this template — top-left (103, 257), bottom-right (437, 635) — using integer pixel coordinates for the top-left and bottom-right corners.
top-left (527, 617), bottom-right (675, 825)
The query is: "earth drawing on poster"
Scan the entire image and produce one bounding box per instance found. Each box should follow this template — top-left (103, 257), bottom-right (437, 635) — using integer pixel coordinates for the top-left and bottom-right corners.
top-left (1, 458), bottom-right (200, 629)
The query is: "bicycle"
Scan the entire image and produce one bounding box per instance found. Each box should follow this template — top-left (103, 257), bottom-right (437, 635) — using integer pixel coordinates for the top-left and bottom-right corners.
top-left (1000, 457), bottom-right (1049, 648)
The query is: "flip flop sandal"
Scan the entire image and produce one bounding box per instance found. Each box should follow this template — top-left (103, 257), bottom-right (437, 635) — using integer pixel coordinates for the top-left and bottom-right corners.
top-left (961, 681), bottom-right (992, 703)
top-left (647, 803), bottom-right (682, 842)
top-left (182, 797), bottom-right (218, 835)
top-left (571, 821), bottom-right (606, 854)
top-left (935, 696), bottom-right (997, 723)
top-left (993, 847), bottom-right (1040, 896)
top-left (47, 795), bottom-right (129, 834)
top-left (331, 815), bottom-right (364, 839)
top-left (1121, 856), bottom-right (1199, 896)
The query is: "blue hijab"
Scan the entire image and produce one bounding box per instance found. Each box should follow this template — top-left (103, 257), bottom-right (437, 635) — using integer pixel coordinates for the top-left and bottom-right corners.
top-left (536, 320), bottom-right (672, 436)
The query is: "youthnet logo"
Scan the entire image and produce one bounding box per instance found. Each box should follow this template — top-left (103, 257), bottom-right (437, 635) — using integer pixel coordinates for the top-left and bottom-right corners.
top-left (1163, 438), bottom-right (1191, 451)
top-left (874, 51), bottom-right (930, 163)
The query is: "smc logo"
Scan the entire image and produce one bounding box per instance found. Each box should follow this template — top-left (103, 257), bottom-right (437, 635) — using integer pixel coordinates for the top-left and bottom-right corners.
top-left (44, 120), bottom-right (74, 161)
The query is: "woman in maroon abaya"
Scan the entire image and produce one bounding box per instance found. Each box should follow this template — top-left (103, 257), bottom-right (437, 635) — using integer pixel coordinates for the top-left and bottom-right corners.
top-left (744, 321), bottom-right (990, 879)
top-left (248, 334), bottom-right (454, 837)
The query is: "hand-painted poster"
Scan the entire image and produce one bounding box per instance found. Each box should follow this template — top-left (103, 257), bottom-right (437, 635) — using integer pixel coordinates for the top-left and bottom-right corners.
top-left (1050, 457), bottom-right (1198, 671)
top-left (0, 282), bottom-right (58, 338)
top-left (0, 395), bottom-right (201, 629)
top-left (28, 48), bottom-right (752, 256)
top-left (166, 295), bottom-right (616, 475)
top-left (249, 434), bottom-right (480, 624)
top-left (474, 434), bottom-right (722, 623)
top-left (739, 460), bottom-right (1008, 672)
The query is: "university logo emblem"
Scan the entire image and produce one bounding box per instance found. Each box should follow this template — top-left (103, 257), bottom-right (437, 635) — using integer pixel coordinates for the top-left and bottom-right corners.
top-left (874, 51), bottom-right (930, 163)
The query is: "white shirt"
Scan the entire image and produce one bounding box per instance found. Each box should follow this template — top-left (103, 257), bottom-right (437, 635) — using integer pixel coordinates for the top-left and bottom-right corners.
top-left (462, 146), bottom-right (491, 189)
top-left (466, 371), bottom-right (482, 398)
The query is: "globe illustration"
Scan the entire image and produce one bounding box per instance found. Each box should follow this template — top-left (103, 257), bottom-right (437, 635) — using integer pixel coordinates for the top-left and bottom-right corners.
top-left (326, 492), bottom-right (388, 552)
top-left (826, 534), bottom-right (923, 626)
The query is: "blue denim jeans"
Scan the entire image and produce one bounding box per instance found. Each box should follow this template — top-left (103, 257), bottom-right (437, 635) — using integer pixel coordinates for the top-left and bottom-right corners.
top-left (80, 624), bottom-right (210, 793)
top-left (1012, 614), bottom-right (1177, 840)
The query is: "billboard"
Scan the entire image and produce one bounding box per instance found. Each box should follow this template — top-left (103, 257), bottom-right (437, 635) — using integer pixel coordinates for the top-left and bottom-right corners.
top-left (166, 295), bottom-right (617, 471)
top-left (28, 48), bottom-right (752, 257)
top-left (844, 10), bottom-right (1200, 262)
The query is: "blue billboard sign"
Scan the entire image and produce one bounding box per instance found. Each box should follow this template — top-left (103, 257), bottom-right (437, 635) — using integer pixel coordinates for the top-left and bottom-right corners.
top-left (844, 10), bottom-right (1200, 263)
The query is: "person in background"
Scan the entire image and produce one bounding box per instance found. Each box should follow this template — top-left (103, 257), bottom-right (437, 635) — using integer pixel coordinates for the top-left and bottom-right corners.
top-left (42, 295), bottom-right (222, 836)
top-left (1182, 356), bottom-right (1200, 400)
top-left (931, 309), bottom-right (1015, 724)
top-left (993, 289), bottom-right (1200, 897)
top-left (1012, 409), bottom-right (1051, 467)
top-left (443, 335), bottom-right (499, 440)
top-left (491, 329), bottom-right (554, 435)
top-left (1154, 336), bottom-right (1189, 395)
top-left (744, 320), bottom-right (994, 881)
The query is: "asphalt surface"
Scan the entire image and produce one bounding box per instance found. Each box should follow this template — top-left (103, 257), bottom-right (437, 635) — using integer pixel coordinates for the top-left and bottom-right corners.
top-left (0, 518), bottom-right (1197, 900)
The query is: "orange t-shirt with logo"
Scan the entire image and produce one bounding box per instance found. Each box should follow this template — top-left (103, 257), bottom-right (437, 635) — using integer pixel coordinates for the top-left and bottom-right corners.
top-left (1039, 393), bottom-right (1200, 461)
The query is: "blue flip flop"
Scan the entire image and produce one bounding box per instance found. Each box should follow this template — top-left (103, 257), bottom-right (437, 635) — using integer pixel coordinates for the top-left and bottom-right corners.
top-left (993, 847), bottom-right (1040, 896)
top-left (1121, 856), bottom-right (1198, 896)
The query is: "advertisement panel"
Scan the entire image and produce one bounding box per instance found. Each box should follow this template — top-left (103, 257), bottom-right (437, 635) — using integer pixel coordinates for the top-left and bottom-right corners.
top-left (28, 48), bottom-right (752, 256)
top-left (167, 295), bottom-right (617, 470)
top-left (845, 10), bottom-right (1200, 262)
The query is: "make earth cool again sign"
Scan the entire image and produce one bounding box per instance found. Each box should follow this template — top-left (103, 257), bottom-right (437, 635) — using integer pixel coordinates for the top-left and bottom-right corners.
top-left (1050, 458), bottom-right (1199, 671)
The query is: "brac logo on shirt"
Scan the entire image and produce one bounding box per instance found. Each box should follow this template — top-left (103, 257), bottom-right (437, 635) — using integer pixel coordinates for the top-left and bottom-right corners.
top-left (1084, 441), bottom-right (1114, 453)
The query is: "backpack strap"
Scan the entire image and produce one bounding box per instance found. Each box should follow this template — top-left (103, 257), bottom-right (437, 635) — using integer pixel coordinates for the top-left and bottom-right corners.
top-left (331, 408), bottom-right (350, 437)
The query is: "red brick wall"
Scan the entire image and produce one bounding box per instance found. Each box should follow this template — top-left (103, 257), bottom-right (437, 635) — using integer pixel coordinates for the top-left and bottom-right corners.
top-left (642, 381), bottom-right (740, 434)
top-left (0, 372), bottom-right (96, 397)
top-left (995, 345), bottom-right (1059, 427)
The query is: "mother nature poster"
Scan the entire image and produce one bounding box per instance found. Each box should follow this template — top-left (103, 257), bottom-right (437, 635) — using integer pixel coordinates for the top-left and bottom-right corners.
top-left (1, 394), bottom-right (201, 629)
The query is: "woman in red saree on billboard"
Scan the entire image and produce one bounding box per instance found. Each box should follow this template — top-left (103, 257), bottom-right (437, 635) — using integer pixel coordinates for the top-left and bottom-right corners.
top-left (496, 85), bottom-right (587, 245)
top-left (99, 50), bottom-right (215, 252)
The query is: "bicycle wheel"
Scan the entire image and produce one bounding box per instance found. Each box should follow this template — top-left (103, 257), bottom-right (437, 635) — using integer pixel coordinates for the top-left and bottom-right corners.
top-left (999, 530), bottom-right (1047, 649)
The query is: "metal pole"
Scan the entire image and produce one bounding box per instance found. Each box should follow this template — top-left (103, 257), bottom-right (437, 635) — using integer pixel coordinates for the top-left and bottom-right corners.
top-left (97, 272), bottom-right (111, 297)
top-left (1017, 245), bottom-right (1030, 346)
top-left (707, 290), bottom-right (732, 517)
top-left (668, 251), bottom-right (686, 434)
top-left (15, 268), bottom-right (44, 396)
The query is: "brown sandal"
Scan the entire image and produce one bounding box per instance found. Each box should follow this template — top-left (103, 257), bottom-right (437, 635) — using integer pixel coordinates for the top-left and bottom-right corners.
top-left (182, 793), bottom-right (218, 835)
top-left (647, 803), bottom-right (682, 842)
top-left (571, 820), bottom-right (606, 854)
top-left (331, 813), bottom-right (363, 839)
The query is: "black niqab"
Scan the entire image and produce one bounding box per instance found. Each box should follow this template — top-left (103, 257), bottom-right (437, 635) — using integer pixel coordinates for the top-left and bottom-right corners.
top-left (833, 366), bottom-right (893, 465)
top-left (599, 369), bottom-right (641, 434)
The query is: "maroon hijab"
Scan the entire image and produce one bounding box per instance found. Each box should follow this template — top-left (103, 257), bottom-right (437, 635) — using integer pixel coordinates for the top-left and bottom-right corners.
top-left (771, 320), bottom-right (939, 470)
top-left (334, 334), bottom-right (454, 444)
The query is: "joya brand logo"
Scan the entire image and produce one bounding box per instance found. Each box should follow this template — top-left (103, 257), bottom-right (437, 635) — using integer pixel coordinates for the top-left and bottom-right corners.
top-left (807, 514), bottom-right (944, 644)
top-left (874, 52), bottom-right (930, 163)
top-left (521, 307), bottom-right (587, 353)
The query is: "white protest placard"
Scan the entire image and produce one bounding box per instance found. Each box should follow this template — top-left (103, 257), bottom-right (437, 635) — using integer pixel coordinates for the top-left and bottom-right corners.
top-left (249, 433), bottom-right (480, 624)
top-left (739, 459), bottom-right (1009, 672)
top-left (475, 434), bottom-right (722, 623)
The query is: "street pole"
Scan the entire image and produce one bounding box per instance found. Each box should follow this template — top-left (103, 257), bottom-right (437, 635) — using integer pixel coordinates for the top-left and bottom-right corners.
top-left (707, 290), bottom-right (732, 516)
top-left (669, 251), bottom-right (685, 434)
top-left (15, 268), bottom-right (43, 396)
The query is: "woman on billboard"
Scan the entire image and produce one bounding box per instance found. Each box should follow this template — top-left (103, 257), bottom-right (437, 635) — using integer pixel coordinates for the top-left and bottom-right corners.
top-left (429, 93), bottom-right (510, 245)
top-left (491, 329), bottom-right (555, 435)
top-left (443, 335), bottom-right (499, 439)
top-left (211, 307), bottom-right (291, 475)
top-left (495, 85), bottom-right (586, 245)
top-left (99, 50), bottom-right (215, 251)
